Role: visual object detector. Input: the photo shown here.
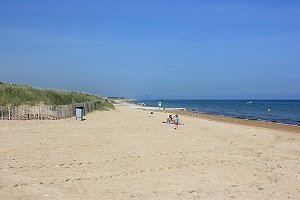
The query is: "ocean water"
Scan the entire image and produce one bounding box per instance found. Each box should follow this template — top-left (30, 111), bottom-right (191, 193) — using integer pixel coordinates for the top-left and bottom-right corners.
top-left (137, 100), bottom-right (300, 125)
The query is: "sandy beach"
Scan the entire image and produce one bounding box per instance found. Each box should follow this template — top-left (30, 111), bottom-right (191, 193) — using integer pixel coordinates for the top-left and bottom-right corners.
top-left (1, 104), bottom-right (300, 199)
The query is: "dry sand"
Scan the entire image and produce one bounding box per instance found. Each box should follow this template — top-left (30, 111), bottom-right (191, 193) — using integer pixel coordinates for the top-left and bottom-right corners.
top-left (0, 104), bottom-right (299, 199)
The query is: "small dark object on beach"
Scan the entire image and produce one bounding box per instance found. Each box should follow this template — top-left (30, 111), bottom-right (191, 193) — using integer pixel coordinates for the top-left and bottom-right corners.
top-left (150, 112), bottom-right (153, 114)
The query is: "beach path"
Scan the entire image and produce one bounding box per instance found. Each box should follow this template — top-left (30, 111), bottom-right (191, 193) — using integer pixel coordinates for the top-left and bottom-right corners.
top-left (0, 105), bottom-right (299, 199)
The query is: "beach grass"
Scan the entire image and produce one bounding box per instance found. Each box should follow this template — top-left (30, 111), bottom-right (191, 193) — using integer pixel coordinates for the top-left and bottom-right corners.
top-left (95, 100), bottom-right (115, 110)
top-left (0, 82), bottom-right (114, 109)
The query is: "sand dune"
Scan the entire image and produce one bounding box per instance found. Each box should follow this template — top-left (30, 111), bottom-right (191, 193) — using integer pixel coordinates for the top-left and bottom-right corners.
top-left (0, 104), bottom-right (299, 199)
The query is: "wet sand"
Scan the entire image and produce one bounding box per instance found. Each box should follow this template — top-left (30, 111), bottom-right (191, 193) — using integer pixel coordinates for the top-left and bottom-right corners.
top-left (173, 109), bottom-right (300, 133)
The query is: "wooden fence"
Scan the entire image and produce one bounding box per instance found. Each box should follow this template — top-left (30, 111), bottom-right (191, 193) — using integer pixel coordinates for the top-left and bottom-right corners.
top-left (0, 100), bottom-right (105, 120)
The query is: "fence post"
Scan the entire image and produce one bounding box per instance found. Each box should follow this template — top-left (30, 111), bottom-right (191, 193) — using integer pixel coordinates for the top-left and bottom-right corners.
top-left (38, 105), bottom-right (41, 120)
top-left (26, 106), bottom-right (28, 120)
top-left (8, 106), bottom-right (11, 120)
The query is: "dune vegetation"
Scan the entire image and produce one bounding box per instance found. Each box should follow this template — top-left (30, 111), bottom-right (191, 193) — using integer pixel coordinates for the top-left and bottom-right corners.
top-left (0, 82), bottom-right (114, 109)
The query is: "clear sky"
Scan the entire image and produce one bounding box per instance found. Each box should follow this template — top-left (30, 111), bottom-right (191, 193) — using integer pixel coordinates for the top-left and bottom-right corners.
top-left (0, 0), bottom-right (299, 99)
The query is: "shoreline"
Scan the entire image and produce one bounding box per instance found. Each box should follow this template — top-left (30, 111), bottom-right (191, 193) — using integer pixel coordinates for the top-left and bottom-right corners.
top-left (173, 109), bottom-right (300, 133)
top-left (117, 99), bottom-right (300, 133)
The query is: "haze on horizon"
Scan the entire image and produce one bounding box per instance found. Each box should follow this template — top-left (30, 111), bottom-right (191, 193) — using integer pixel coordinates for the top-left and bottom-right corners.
top-left (0, 0), bottom-right (299, 99)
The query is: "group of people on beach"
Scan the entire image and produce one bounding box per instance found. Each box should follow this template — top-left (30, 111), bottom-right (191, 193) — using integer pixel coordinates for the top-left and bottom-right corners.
top-left (166, 114), bottom-right (180, 129)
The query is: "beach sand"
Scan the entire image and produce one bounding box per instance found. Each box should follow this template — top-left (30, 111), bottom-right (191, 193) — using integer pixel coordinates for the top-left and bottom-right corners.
top-left (0, 104), bottom-right (299, 199)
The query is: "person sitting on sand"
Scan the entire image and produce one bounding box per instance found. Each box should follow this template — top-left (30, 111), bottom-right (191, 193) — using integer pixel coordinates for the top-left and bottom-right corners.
top-left (167, 115), bottom-right (174, 123)
top-left (173, 114), bottom-right (179, 129)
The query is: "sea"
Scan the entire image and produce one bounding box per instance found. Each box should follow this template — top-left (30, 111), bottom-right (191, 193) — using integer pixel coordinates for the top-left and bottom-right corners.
top-left (136, 100), bottom-right (300, 126)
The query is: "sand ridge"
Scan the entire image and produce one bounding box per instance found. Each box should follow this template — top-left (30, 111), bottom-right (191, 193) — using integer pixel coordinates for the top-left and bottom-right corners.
top-left (0, 105), bottom-right (299, 199)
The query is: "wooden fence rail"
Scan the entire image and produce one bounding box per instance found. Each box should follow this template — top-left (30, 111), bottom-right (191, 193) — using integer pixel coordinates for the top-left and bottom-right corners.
top-left (0, 100), bottom-right (105, 120)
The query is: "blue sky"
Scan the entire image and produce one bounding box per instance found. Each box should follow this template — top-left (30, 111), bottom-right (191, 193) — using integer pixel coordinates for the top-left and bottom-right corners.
top-left (0, 0), bottom-right (299, 99)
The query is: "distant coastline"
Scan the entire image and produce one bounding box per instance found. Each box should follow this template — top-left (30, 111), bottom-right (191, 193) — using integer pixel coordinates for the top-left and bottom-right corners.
top-left (119, 99), bottom-right (300, 133)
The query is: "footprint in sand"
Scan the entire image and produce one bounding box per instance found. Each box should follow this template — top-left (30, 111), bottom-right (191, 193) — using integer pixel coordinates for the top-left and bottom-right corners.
top-left (188, 190), bottom-right (199, 196)
top-left (177, 165), bottom-right (182, 169)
